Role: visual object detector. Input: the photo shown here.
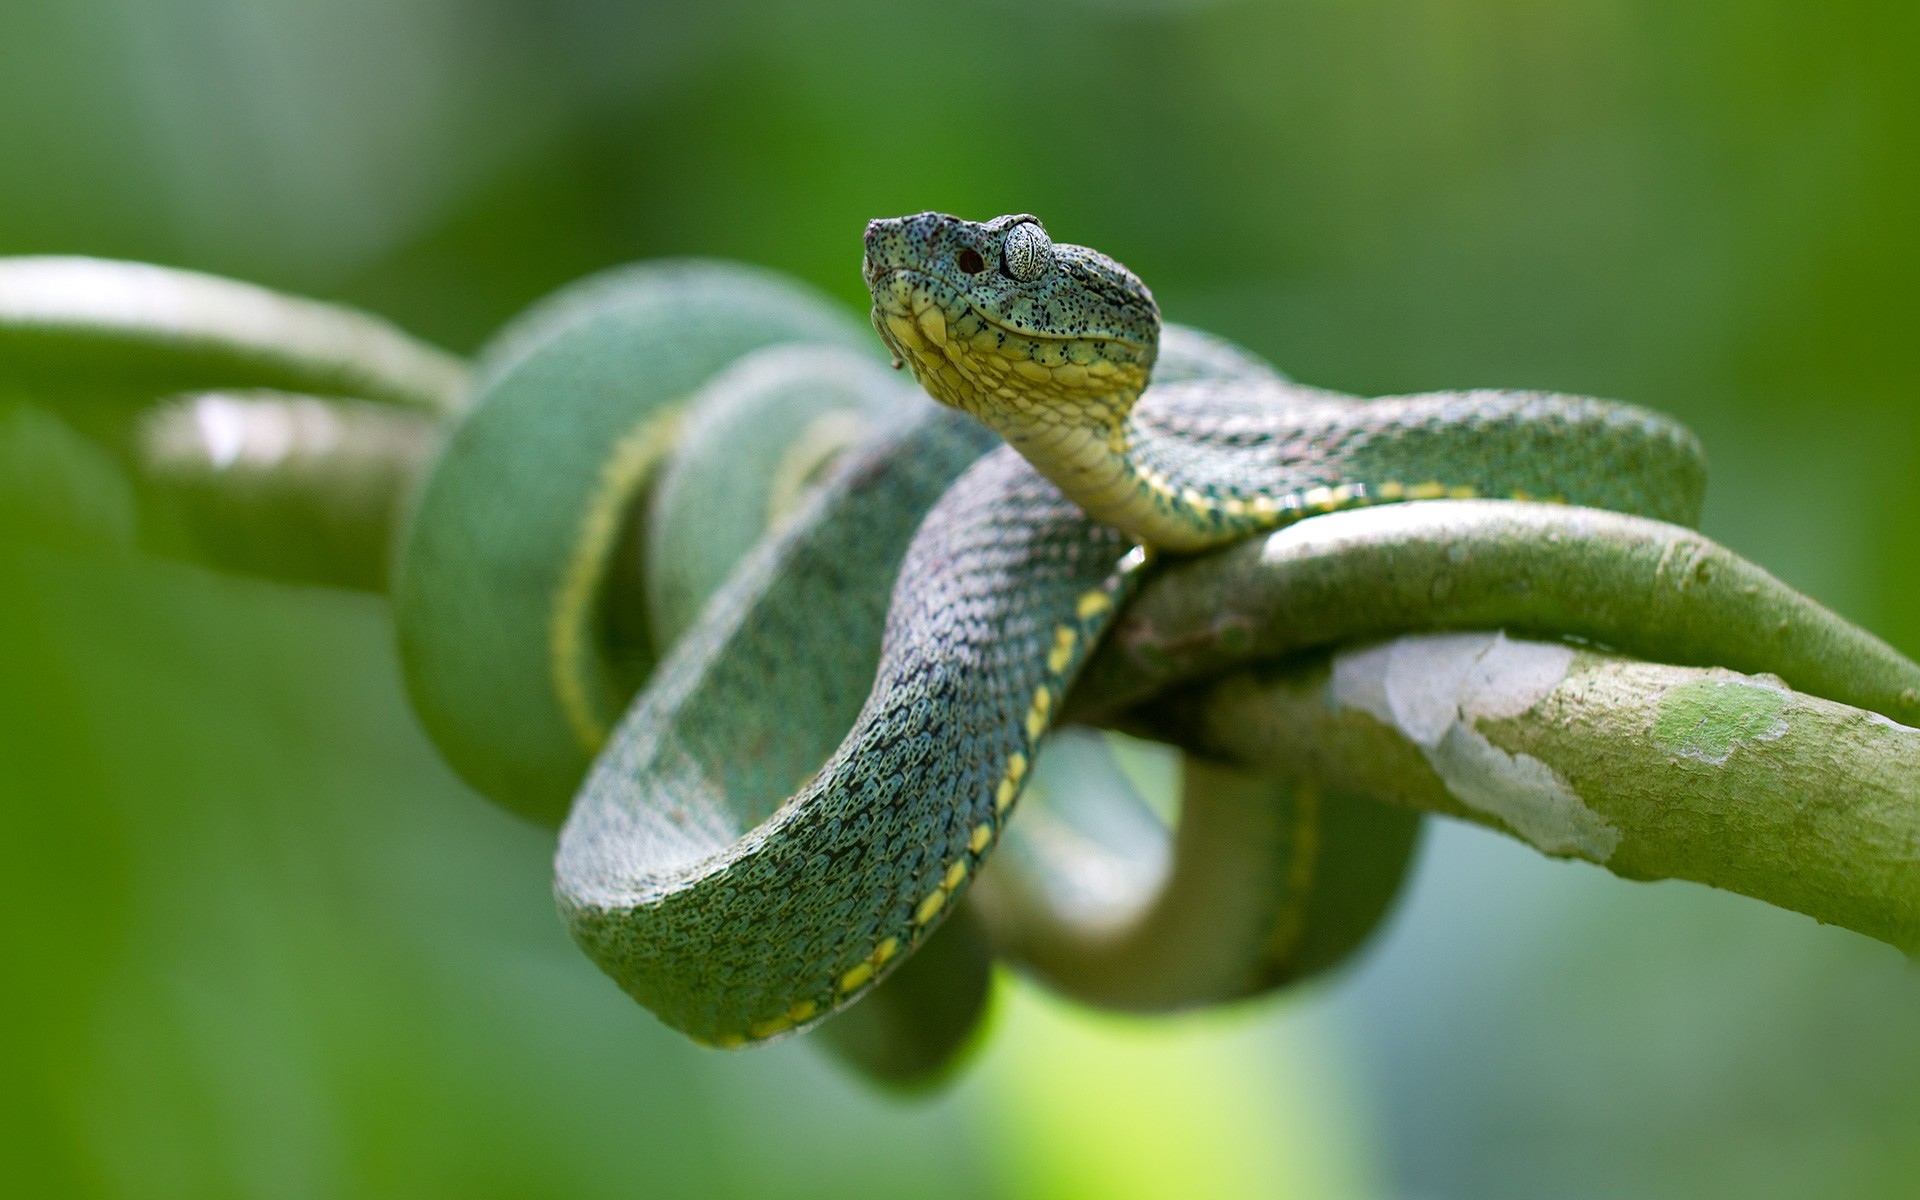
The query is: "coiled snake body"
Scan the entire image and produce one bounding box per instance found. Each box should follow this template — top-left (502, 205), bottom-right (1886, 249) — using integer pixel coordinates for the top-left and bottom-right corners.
top-left (550, 213), bottom-right (1804, 1049)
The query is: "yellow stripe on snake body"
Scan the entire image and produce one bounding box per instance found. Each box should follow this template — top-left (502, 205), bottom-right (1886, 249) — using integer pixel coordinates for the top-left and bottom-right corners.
top-left (395, 261), bottom-right (880, 824)
top-left (551, 406), bottom-right (684, 752)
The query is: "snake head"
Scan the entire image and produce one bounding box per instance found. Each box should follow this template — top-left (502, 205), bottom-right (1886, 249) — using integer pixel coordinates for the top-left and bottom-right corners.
top-left (863, 213), bottom-right (1159, 431)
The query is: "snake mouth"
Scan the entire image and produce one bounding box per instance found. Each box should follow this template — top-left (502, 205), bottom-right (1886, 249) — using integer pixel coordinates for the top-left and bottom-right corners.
top-left (865, 265), bottom-right (1150, 352)
top-left (861, 263), bottom-right (932, 302)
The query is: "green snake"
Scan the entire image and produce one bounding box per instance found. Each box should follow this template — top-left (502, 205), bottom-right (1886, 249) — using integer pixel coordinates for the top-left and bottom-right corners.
top-left (8, 230), bottom-right (1919, 1083)
top-left (542, 213), bottom-right (1919, 1051)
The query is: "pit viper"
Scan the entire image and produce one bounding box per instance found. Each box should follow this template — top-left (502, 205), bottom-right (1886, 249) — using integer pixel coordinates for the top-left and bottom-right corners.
top-left (7, 233), bottom-right (1917, 1084)
top-left (542, 214), bottom-right (1920, 1052)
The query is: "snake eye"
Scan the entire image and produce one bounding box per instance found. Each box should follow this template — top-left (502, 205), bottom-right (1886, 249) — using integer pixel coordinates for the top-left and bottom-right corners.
top-left (956, 248), bottom-right (986, 275)
top-left (1001, 222), bottom-right (1052, 282)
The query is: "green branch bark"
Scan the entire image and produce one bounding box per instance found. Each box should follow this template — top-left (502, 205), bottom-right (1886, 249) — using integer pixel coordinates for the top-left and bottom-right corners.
top-left (1133, 636), bottom-right (1920, 954)
top-left (0, 257), bottom-right (470, 413)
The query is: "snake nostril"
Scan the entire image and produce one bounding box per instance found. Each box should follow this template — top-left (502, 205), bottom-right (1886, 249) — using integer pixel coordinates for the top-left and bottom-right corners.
top-left (956, 248), bottom-right (986, 275)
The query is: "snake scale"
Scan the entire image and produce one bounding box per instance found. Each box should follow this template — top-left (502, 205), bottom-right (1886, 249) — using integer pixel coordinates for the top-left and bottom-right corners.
top-left (7, 218), bottom-right (1918, 1084)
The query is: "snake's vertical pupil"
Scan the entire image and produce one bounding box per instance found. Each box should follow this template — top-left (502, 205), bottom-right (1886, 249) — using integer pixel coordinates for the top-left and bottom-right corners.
top-left (957, 248), bottom-right (986, 275)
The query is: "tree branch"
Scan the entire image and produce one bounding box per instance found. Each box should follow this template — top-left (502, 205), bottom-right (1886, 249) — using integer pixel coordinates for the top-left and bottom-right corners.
top-left (1134, 635), bottom-right (1920, 954)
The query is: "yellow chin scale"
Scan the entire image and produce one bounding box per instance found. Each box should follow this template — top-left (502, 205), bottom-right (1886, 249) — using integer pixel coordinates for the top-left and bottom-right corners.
top-left (871, 278), bottom-right (1148, 430)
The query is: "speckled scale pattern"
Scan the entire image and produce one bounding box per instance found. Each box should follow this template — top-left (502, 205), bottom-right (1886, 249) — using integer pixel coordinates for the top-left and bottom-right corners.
top-left (644, 343), bottom-right (914, 649)
top-left (860, 213), bottom-right (1711, 555)
top-left (865, 212), bottom-right (1157, 349)
top-left (557, 377), bottom-right (1708, 1045)
top-left (1124, 381), bottom-right (1708, 540)
top-left (559, 404), bottom-right (1021, 1041)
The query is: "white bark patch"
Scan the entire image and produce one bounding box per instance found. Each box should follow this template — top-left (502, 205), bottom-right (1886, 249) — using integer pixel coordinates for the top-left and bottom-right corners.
top-left (1330, 632), bottom-right (1621, 862)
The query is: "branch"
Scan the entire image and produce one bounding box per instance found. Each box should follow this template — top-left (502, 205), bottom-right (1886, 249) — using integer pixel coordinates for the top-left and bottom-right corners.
top-left (136, 391), bottom-right (439, 589)
top-left (0, 256), bottom-right (469, 414)
top-left (1132, 635), bottom-right (1920, 954)
top-left (1071, 500), bottom-right (1920, 729)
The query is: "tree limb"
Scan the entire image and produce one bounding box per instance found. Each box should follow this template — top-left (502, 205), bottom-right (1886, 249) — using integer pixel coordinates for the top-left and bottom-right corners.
top-left (1135, 634), bottom-right (1920, 954)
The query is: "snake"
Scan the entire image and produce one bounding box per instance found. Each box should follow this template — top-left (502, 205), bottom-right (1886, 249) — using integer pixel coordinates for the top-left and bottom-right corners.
top-left (387, 252), bottom-right (1339, 1077)
top-left (9, 233), bottom-right (1919, 1083)
top-left (545, 212), bottom-right (1920, 1053)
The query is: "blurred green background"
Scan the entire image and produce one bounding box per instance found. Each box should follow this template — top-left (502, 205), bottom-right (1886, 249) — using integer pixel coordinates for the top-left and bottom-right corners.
top-left (4, 1), bottom-right (1918, 1196)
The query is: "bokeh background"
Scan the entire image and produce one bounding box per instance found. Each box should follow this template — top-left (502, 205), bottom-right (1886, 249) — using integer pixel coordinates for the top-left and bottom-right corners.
top-left (4, 1), bottom-right (1919, 1196)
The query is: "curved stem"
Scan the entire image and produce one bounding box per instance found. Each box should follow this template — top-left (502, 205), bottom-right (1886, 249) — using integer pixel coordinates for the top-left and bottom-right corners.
top-left (136, 391), bottom-right (439, 590)
top-left (1135, 636), bottom-right (1920, 954)
top-left (1070, 500), bottom-right (1920, 727)
top-left (0, 256), bottom-right (470, 414)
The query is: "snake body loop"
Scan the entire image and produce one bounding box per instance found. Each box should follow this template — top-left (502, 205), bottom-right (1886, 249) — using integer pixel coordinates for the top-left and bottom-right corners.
top-left (973, 742), bottom-right (1425, 1012)
top-left (394, 261), bottom-right (878, 823)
